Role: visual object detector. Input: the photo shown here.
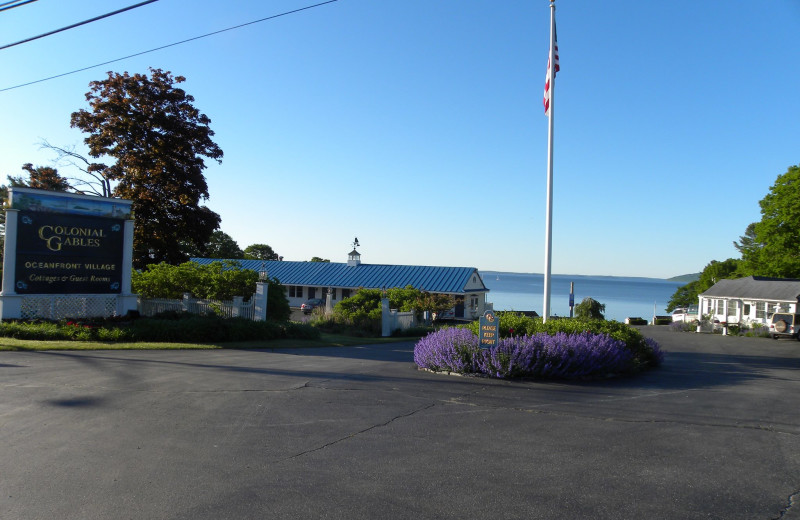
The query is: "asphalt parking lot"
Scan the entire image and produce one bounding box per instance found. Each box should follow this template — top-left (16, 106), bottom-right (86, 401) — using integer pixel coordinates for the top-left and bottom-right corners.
top-left (1, 327), bottom-right (799, 519)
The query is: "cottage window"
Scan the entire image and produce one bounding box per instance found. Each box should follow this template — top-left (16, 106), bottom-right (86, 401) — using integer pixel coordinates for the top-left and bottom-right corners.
top-left (727, 300), bottom-right (738, 317)
top-left (288, 286), bottom-right (303, 298)
top-left (756, 302), bottom-right (767, 319)
top-left (342, 289), bottom-right (351, 299)
top-left (308, 287), bottom-right (316, 299)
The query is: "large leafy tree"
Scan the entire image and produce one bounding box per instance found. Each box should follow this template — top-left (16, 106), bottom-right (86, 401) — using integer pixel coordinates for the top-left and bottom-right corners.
top-left (70, 68), bottom-right (223, 268)
top-left (743, 165), bottom-right (800, 277)
top-left (9, 164), bottom-right (72, 191)
top-left (203, 231), bottom-right (243, 258)
top-left (243, 244), bottom-right (279, 261)
top-left (38, 140), bottom-right (111, 196)
top-left (666, 258), bottom-right (742, 311)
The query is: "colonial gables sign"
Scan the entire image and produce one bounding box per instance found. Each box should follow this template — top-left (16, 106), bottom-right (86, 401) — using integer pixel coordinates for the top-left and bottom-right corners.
top-left (0, 187), bottom-right (136, 319)
top-left (16, 212), bottom-right (126, 294)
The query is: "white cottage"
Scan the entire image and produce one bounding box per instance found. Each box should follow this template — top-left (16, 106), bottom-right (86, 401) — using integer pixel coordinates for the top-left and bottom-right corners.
top-left (698, 276), bottom-right (800, 325)
top-left (192, 249), bottom-right (491, 320)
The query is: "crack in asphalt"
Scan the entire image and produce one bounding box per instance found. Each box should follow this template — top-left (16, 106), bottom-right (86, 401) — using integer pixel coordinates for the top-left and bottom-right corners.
top-left (774, 489), bottom-right (799, 519)
top-left (434, 393), bottom-right (800, 435)
top-left (278, 402), bottom-right (437, 462)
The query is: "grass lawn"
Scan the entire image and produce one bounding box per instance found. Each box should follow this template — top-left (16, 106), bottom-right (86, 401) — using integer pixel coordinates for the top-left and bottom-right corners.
top-left (0, 333), bottom-right (417, 352)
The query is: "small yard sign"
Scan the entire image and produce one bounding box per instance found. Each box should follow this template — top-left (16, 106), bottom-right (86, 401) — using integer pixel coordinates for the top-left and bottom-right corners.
top-left (479, 310), bottom-right (499, 348)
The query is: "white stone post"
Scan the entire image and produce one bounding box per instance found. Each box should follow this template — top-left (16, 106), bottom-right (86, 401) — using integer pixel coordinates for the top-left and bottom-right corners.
top-left (0, 209), bottom-right (22, 319)
top-left (116, 218), bottom-right (138, 316)
top-left (232, 296), bottom-right (243, 318)
top-left (722, 299), bottom-right (728, 335)
top-left (325, 288), bottom-right (333, 315)
top-left (381, 297), bottom-right (391, 337)
top-left (253, 282), bottom-right (268, 321)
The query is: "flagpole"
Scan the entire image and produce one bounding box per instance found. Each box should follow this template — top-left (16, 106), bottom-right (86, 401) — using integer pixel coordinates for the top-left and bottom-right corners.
top-left (543, 0), bottom-right (556, 322)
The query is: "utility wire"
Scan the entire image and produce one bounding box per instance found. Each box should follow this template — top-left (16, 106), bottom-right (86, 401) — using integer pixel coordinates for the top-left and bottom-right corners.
top-left (0, 0), bottom-right (38, 13)
top-left (0, 0), bottom-right (339, 93)
top-left (0, 0), bottom-right (159, 51)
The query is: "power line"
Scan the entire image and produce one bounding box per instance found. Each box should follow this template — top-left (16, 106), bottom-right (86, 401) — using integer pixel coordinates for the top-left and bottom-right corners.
top-left (0, 0), bottom-right (159, 51)
top-left (0, 0), bottom-right (38, 13)
top-left (0, 0), bottom-right (340, 93)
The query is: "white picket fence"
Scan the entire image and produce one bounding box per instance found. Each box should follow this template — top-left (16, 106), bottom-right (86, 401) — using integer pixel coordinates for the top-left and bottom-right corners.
top-left (138, 294), bottom-right (254, 320)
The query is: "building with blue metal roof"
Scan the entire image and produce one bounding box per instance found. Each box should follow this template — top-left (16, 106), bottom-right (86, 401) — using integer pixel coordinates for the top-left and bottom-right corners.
top-left (192, 249), bottom-right (490, 320)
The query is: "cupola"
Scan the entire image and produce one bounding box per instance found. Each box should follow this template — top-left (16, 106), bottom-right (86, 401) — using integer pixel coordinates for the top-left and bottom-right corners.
top-left (347, 237), bottom-right (361, 267)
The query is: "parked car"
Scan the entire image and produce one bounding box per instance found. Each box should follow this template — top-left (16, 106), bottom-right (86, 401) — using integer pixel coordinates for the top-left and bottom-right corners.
top-left (768, 312), bottom-right (800, 339)
top-left (301, 298), bottom-right (325, 314)
top-left (433, 309), bottom-right (455, 321)
top-left (671, 305), bottom-right (699, 323)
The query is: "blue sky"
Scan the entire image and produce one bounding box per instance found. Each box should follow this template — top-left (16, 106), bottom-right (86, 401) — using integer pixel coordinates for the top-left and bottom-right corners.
top-left (1, 0), bottom-right (798, 279)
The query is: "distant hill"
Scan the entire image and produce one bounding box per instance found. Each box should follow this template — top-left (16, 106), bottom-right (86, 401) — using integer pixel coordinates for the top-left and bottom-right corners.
top-left (667, 273), bottom-right (700, 283)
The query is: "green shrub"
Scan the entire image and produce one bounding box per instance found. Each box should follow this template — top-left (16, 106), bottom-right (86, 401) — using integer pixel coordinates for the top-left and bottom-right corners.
top-left (132, 260), bottom-right (291, 321)
top-left (575, 297), bottom-right (606, 320)
top-left (310, 312), bottom-right (381, 337)
top-left (0, 315), bottom-right (318, 344)
top-left (392, 326), bottom-right (435, 338)
top-left (331, 286), bottom-right (454, 333)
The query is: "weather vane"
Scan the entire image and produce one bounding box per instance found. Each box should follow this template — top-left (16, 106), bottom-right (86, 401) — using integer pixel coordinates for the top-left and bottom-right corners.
top-left (352, 237), bottom-right (360, 250)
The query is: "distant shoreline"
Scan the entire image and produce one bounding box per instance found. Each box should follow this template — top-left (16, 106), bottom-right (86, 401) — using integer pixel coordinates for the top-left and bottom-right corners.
top-left (479, 270), bottom-right (689, 283)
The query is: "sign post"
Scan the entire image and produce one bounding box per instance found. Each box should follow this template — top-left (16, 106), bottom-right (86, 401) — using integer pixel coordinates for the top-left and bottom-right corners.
top-left (479, 310), bottom-right (499, 349)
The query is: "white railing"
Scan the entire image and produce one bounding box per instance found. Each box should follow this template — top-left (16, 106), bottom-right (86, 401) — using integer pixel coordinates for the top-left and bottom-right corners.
top-left (20, 295), bottom-right (119, 320)
top-left (138, 294), bottom-right (254, 320)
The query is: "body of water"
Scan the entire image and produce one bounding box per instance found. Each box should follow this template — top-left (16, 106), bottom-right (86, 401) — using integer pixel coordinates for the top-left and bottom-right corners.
top-left (480, 271), bottom-right (684, 322)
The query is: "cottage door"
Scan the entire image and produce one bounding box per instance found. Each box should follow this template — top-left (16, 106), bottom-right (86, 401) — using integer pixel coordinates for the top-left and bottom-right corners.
top-left (454, 296), bottom-right (465, 318)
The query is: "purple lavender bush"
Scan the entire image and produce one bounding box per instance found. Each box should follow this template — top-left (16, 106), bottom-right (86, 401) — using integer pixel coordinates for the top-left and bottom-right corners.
top-left (414, 327), bottom-right (658, 379)
top-left (413, 327), bottom-right (479, 373)
top-left (474, 332), bottom-right (633, 378)
top-left (644, 337), bottom-right (665, 365)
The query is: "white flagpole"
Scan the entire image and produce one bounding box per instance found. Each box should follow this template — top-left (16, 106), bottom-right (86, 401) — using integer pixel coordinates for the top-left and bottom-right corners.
top-left (543, 0), bottom-right (556, 322)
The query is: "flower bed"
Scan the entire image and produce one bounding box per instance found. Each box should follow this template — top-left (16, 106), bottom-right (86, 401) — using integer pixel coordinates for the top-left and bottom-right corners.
top-left (414, 325), bottom-right (663, 379)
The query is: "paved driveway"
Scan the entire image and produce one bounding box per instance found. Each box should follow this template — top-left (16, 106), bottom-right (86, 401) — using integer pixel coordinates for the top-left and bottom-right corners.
top-left (1, 328), bottom-right (799, 519)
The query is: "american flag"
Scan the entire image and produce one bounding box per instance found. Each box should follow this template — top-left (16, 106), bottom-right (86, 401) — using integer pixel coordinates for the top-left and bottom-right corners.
top-left (543, 23), bottom-right (559, 116)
